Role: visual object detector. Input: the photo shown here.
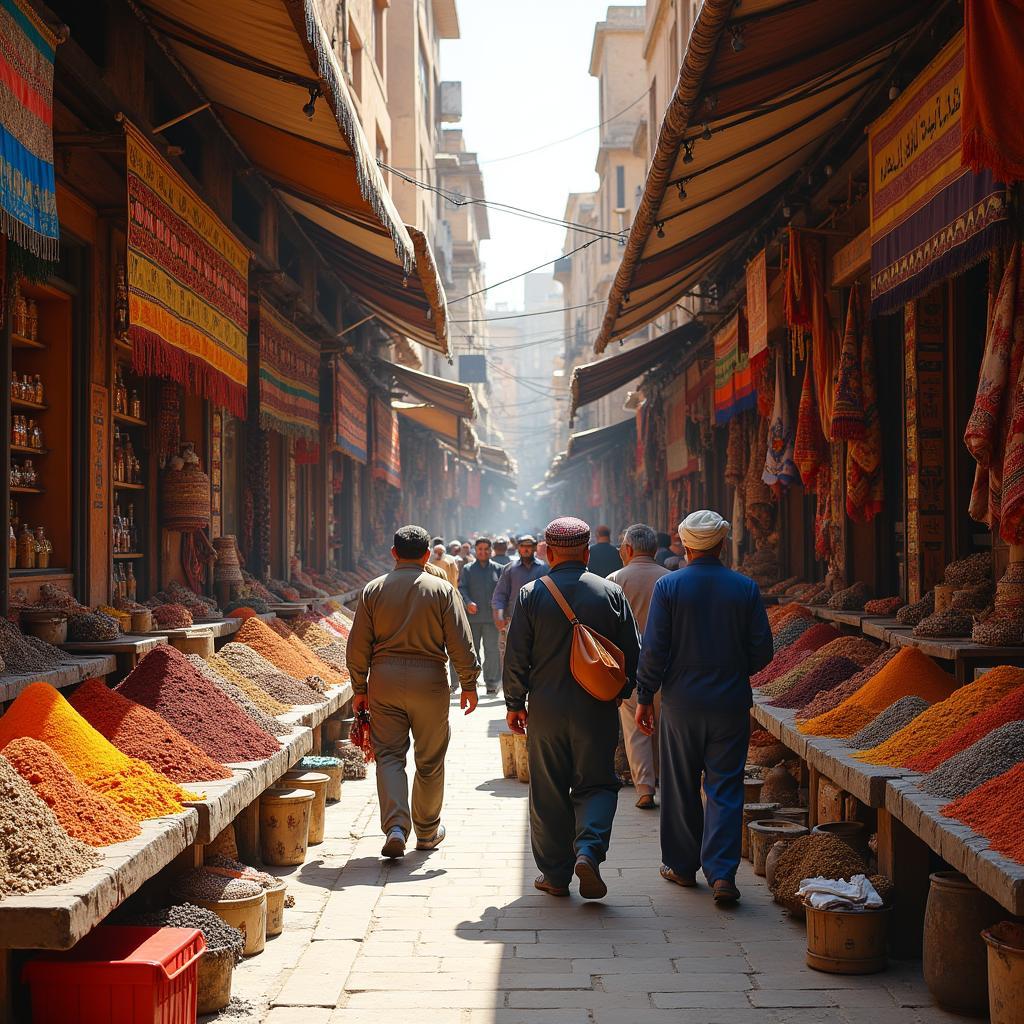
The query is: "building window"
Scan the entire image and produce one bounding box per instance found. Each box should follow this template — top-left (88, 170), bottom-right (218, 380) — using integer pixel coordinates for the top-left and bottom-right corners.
top-left (372, 1), bottom-right (385, 72)
top-left (376, 131), bottom-right (388, 183)
top-left (350, 20), bottom-right (363, 100)
top-left (418, 43), bottom-right (432, 123)
top-left (615, 165), bottom-right (625, 210)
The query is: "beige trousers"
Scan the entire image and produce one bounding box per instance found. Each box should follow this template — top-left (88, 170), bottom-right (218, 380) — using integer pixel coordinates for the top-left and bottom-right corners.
top-left (368, 656), bottom-right (451, 839)
top-left (619, 692), bottom-right (661, 795)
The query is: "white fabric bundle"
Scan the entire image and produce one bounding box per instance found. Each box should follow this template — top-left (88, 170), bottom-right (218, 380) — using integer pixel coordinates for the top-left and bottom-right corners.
top-left (796, 874), bottom-right (883, 911)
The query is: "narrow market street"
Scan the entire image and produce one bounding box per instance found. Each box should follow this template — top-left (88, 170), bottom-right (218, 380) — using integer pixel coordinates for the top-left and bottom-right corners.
top-left (230, 694), bottom-right (952, 1024)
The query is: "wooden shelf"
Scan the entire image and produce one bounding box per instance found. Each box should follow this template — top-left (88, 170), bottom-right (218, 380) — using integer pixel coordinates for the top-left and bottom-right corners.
top-left (11, 333), bottom-right (46, 350)
top-left (11, 396), bottom-right (46, 411)
top-left (113, 411), bottom-right (146, 427)
top-left (10, 444), bottom-right (47, 456)
top-left (113, 480), bottom-right (145, 491)
top-left (11, 486), bottom-right (44, 494)
top-left (113, 552), bottom-right (144, 559)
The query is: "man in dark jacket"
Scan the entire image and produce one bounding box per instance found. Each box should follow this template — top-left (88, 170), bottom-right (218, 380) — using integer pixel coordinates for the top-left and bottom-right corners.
top-left (587, 524), bottom-right (624, 578)
top-left (504, 516), bottom-right (640, 900)
top-left (458, 537), bottom-right (503, 694)
top-left (636, 510), bottom-right (773, 904)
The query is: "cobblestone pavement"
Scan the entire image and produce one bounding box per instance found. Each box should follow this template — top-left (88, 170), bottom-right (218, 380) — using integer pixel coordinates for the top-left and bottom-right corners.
top-left (222, 693), bottom-right (957, 1024)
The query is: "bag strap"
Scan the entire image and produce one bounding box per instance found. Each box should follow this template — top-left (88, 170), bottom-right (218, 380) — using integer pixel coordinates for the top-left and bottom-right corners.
top-left (539, 574), bottom-right (579, 625)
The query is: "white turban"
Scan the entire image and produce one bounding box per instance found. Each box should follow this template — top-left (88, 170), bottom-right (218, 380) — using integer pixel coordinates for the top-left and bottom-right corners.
top-left (679, 510), bottom-right (730, 550)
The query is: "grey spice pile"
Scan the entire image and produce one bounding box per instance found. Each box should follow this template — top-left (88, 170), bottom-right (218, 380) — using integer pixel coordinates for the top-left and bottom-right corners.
top-left (847, 696), bottom-right (931, 749)
top-left (218, 643), bottom-right (325, 704)
top-left (0, 755), bottom-right (97, 898)
top-left (185, 654), bottom-right (290, 737)
top-left (130, 903), bottom-right (244, 962)
top-left (920, 721), bottom-right (1024, 799)
top-left (0, 616), bottom-right (65, 673)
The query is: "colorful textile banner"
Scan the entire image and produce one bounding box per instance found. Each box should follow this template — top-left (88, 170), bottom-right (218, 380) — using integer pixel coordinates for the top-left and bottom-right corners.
top-left (0, 0), bottom-right (58, 260)
top-left (665, 375), bottom-right (688, 481)
top-left (713, 312), bottom-right (755, 425)
top-left (257, 298), bottom-right (320, 440)
top-left (372, 396), bottom-right (401, 489)
top-left (125, 124), bottom-right (249, 417)
top-left (869, 31), bottom-right (1008, 316)
top-left (746, 250), bottom-right (769, 368)
top-left (332, 357), bottom-right (368, 464)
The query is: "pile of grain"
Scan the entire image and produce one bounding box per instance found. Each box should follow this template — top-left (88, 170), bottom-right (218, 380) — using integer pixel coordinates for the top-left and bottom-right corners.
top-left (921, 722), bottom-right (1024, 799)
top-left (828, 581), bottom-right (871, 611)
top-left (906, 683), bottom-right (1024, 772)
top-left (336, 742), bottom-right (367, 780)
top-left (847, 697), bottom-right (931, 749)
top-left (771, 656), bottom-right (862, 709)
top-left (797, 646), bottom-right (901, 721)
top-left (772, 615), bottom-right (816, 654)
top-left (219, 643), bottom-right (326, 705)
top-left (769, 833), bottom-right (867, 912)
top-left (864, 596), bottom-right (904, 616)
top-left (129, 904), bottom-right (244, 962)
top-left (896, 591), bottom-right (935, 626)
top-left (2, 736), bottom-right (140, 847)
top-left (912, 609), bottom-right (974, 638)
top-left (185, 654), bottom-right (290, 737)
top-left (759, 654), bottom-right (830, 699)
top-left (67, 611), bottom-right (120, 641)
top-left (856, 666), bottom-right (1024, 766)
top-left (945, 551), bottom-right (992, 587)
top-left (0, 617), bottom-right (62, 672)
top-left (800, 647), bottom-right (957, 737)
top-left (116, 647), bottom-right (280, 763)
top-left (206, 654), bottom-right (292, 715)
top-left (204, 853), bottom-right (278, 891)
top-left (0, 682), bottom-right (193, 820)
top-left (815, 636), bottom-right (881, 667)
top-left (753, 645), bottom-right (816, 688)
top-left (236, 617), bottom-right (344, 687)
top-left (942, 763), bottom-right (1024, 862)
top-left (171, 868), bottom-right (263, 902)
top-left (70, 678), bottom-right (231, 782)
top-left (150, 603), bottom-right (193, 629)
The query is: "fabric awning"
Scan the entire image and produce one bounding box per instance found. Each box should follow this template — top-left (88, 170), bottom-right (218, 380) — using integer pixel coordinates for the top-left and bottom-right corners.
top-left (478, 443), bottom-right (516, 479)
top-left (139, 0), bottom-right (449, 355)
top-left (394, 402), bottom-right (478, 457)
top-left (382, 361), bottom-right (476, 419)
top-left (596, 0), bottom-right (931, 351)
top-left (571, 321), bottom-right (703, 420)
top-left (565, 418), bottom-right (636, 462)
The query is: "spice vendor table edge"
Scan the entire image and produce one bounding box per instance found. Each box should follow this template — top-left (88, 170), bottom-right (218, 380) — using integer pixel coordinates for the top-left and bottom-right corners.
top-left (891, 632), bottom-right (1024, 685)
top-left (0, 655), bottom-right (117, 703)
top-left (861, 618), bottom-right (911, 643)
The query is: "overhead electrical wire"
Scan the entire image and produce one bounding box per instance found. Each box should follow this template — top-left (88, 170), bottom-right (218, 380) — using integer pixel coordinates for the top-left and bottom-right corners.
top-left (450, 299), bottom-right (607, 324)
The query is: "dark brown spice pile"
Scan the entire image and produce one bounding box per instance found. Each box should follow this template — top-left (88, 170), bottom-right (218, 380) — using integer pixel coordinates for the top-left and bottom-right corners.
top-left (116, 647), bottom-right (280, 764)
top-left (769, 833), bottom-right (867, 912)
top-left (771, 656), bottom-right (862, 709)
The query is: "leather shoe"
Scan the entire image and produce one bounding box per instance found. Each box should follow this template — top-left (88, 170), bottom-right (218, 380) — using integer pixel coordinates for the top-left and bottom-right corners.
top-left (712, 879), bottom-right (741, 904)
top-left (636, 794), bottom-right (657, 810)
top-left (381, 828), bottom-right (406, 859)
top-left (660, 864), bottom-right (697, 887)
top-left (534, 875), bottom-right (569, 897)
top-left (574, 854), bottom-right (607, 900)
top-left (416, 824), bottom-right (446, 851)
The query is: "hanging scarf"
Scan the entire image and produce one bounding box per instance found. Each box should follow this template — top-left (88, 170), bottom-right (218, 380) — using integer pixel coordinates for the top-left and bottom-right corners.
top-left (830, 287), bottom-right (866, 440)
top-left (725, 415), bottom-right (746, 489)
top-left (794, 353), bottom-right (828, 490)
top-left (846, 287), bottom-right (884, 523)
top-left (763, 353), bottom-right (798, 495)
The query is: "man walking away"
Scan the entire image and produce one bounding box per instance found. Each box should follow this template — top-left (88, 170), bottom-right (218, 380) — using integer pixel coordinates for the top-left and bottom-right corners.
top-left (492, 537), bottom-right (512, 565)
top-left (635, 510), bottom-right (772, 904)
top-left (608, 524), bottom-right (669, 810)
top-left (459, 537), bottom-right (503, 695)
top-left (347, 525), bottom-right (480, 859)
top-left (429, 539), bottom-right (460, 587)
top-left (588, 524), bottom-right (624, 578)
top-left (504, 517), bottom-right (640, 900)
top-left (654, 532), bottom-right (673, 566)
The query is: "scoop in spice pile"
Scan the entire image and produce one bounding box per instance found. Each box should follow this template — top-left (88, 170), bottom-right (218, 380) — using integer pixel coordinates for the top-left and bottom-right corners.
top-left (116, 646), bottom-right (281, 764)
top-left (2, 736), bottom-right (140, 847)
top-left (0, 754), bottom-right (98, 897)
top-left (70, 677), bottom-right (233, 782)
top-left (0, 682), bottom-right (195, 820)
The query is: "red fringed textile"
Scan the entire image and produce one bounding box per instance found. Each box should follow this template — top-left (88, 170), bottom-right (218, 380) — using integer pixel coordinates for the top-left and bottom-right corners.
top-left (830, 289), bottom-right (866, 441)
top-left (794, 355), bottom-right (828, 490)
top-left (846, 286), bottom-right (884, 523)
top-left (755, 353), bottom-right (774, 420)
top-left (962, 0), bottom-right (1024, 184)
top-left (294, 438), bottom-right (320, 465)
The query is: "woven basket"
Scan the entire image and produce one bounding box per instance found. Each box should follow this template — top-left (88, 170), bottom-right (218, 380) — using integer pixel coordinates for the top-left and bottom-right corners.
top-left (162, 445), bottom-right (210, 531)
top-left (972, 613), bottom-right (1024, 647)
top-left (213, 535), bottom-right (244, 585)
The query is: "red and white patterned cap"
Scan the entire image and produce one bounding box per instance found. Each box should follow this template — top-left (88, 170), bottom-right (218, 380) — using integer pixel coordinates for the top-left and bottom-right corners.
top-left (544, 516), bottom-right (591, 548)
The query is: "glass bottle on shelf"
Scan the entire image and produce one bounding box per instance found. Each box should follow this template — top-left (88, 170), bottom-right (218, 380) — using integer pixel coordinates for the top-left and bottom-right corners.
top-left (113, 508), bottom-right (121, 553)
top-left (113, 426), bottom-right (124, 483)
top-left (130, 389), bottom-right (141, 420)
top-left (128, 503), bottom-right (137, 550)
top-left (13, 292), bottom-right (26, 337)
top-left (34, 526), bottom-right (48, 568)
top-left (124, 439), bottom-right (136, 482)
top-left (8, 526), bottom-right (15, 569)
top-left (22, 460), bottom-right (35, 487)
top-left (29, 421), bottom-right (42, 449)
top-left (126, 563), bottom-right (137, 600)
top-left (34, 374), bottom-right (43, 404)
top-left (17, 523), bottom-right (34, 569)
top-left (26, 299), bottom-right (38, 341)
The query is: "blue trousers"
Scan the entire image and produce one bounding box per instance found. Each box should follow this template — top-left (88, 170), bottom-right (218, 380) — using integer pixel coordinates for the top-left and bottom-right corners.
top-left (659, 706), bottom-right (749, 884)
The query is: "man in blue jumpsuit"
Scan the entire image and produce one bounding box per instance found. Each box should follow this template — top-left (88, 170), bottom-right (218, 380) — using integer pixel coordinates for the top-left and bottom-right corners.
top-left (504, 517), bottom-right (640, 900)
top-left (635, 510), bottom-right (773, 904)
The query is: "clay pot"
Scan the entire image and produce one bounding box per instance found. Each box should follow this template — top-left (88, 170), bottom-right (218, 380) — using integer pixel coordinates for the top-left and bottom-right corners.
top-left (265, 881), bottom-right (287, 937)
top-left (748, 819), bottom-right (808, 877)
top-left (923, 871), bottom-right (1003, 1015)
top-left (812, 821), bottom-right (870, 862)
top-left (259, 787), bottom-right (314, 866)
top-left (983, 921), bottom-right (1024, 1024)
top-left (196, 946), bottom-right (234, 1014)
top-left (741, 803), bottom-right (780, 861)
top-left (761, 763), bottom-right (799, 804)
top-left (193, 890), bottom-right (267, 957)
top-left (743, 777), bottom-right (765, 804)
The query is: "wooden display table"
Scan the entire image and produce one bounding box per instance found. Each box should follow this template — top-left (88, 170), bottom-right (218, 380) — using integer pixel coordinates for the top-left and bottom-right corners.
top-left (58, 634), bottom-right (166, 674)
top-left (810, 607), bottom-right (867, 630)
top-left (268, 601), bottom-right (310, 618)
top-left (861, 617), bottom-right (909, 643)
top-left (0, 655), bottom-right (117, 702)
top-left (891, 632), bottom-right (1024, 683)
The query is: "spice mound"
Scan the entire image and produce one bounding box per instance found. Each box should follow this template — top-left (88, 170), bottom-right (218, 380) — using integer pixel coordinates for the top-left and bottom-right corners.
top-left (236, 617), bottom-right (344, 687)
top-left (0, 617), bottom-right (63, 673)
top-left (769, 833), bottom-right (868, 913)
top-left (0, 682), bottom-right (193, 820)
top-left (219, 643), bottom-right (325, 705)
top-left (150, 603), bottom-right (193, 629)
top-left (855, 666), bottom-right (1024, 766)
top-left (771, 615), bottom-right (816, 655)
top-left (896, 591), bottom-right (935, 626)
top-left (185, 654), bottom-right (290, 737)
top-left (1, 736), bottom-right (140, 847)
top-left (771, 656), bottom-right (862, 710)
top-left (921, 721), bottom-right (1024, 800)
top-left (797, 646), bottom-right (901, 721)
top-left (128, 903), bottom-right (244, 962)
top-left (71, 677), bottom-right (231, 783)
top-left (67, 610), bottom-right (120, 641)
top-left (116, 647), bottom-right (280, 764)
top-left (942, 762), bottom-right (1024, 863)
top-left (864, 596), bottom-right (904, 616)
top-left (847, 696), bottom-right (931, 750)
top-left (905, 683), bottom-right (1024, 773)
top-left (800, 647), bottom-right (957, 737)
top-left (171, 867), bottom-right (264, 902)
top-left (0, 754), bottom-right (99, 897)
top-left (207, 653), bottom-right (292, 715)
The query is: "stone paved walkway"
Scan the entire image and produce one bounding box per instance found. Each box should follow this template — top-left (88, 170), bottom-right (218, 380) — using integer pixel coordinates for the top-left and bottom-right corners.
top-left (225, 694), bottom-right (957, 1024)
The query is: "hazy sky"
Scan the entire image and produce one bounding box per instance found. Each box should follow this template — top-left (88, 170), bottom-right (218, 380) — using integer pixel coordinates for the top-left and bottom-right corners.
top-left (441, 1), bottom-right (640, 311)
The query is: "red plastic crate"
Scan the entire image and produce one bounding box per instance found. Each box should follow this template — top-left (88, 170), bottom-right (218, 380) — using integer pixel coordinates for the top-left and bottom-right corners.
top-left (23, 926), bottom-right (206, 1024)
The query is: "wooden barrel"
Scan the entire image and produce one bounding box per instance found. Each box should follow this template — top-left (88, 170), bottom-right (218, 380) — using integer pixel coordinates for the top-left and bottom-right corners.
top-left (196, 947), bottom-right (234, 1014)
top-left (279, 771), bottom-right (330, 844)
top-left (260, 787), bottom-right (314, 866)
top-left (499, 733), bottom-right (517, 778)
top-left (193, 890), bottom-right (267, 957)
top-left (806, 904), bottom-right (890, 974)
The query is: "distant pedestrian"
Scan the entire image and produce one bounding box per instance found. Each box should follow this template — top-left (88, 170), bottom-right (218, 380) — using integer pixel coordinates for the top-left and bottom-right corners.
top-left (654, 532), bottom-right (673, 567)
top-left (504, 517), bottom-right (640, 900)
top-left (429, 541), bottom-right (460, 587)
top-left (635, 511), bottom-right (772, 904)
top-left (347, 526), bottom-right (480, 859)
top-left (460, 541), bottom-right (472, 564)
top-left (588, 524), bottom-right (624, 578)
top-left (459, 537), bottom-right (503, 695)
top-left (492, 537), bottom-right (512, 566)
top-left (492, 535), bottom-right (547, 629)
top-left (448, 540), bottom-right (466, 571)
top-left (608, 524), bottom-right (669, 810)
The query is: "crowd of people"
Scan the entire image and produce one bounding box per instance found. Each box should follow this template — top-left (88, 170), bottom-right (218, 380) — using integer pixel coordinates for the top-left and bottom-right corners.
top-left (346, 511), bottom-right (771, 907)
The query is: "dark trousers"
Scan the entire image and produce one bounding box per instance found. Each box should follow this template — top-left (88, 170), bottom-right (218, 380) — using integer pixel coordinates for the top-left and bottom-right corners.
top-left (659, 706), bottom-right (749, 884)
top-left (527, 698), bottom-right (620, 886)
top-left (470, 621), bottom-right (501, 686)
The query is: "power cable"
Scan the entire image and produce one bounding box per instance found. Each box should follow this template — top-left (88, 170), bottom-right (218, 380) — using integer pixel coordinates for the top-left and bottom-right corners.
top-left (450, 300), bottom-right (607, 324)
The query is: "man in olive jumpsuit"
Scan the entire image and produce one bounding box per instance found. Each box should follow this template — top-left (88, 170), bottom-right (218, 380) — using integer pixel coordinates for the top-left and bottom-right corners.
top-left (503, 516), bottom-right (640, 900)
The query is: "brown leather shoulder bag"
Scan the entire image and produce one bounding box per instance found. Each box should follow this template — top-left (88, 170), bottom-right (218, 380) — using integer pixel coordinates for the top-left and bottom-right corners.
top-left (539, 575), bottom-right (626, 702)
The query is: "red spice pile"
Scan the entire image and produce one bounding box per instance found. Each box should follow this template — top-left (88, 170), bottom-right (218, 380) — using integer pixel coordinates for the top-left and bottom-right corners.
top-left (789, 622), bottom-right (841, 655)
top-left (749, 728), bottom-right (777, 748)
top-left (942, 762), bottom-right (1024, 863)
top-left (71, 678), bottom-right (232, 783)
top-left (753, 646), bottom-right (815, 688)
top-left (906, 683), bottom-right (1024, 772)
top-left (771, 656), bottom-right (862, 710)
top-left (1, 736), bottom-right (141, 847)
top-left (116, 647), bottom-right (280, 764)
